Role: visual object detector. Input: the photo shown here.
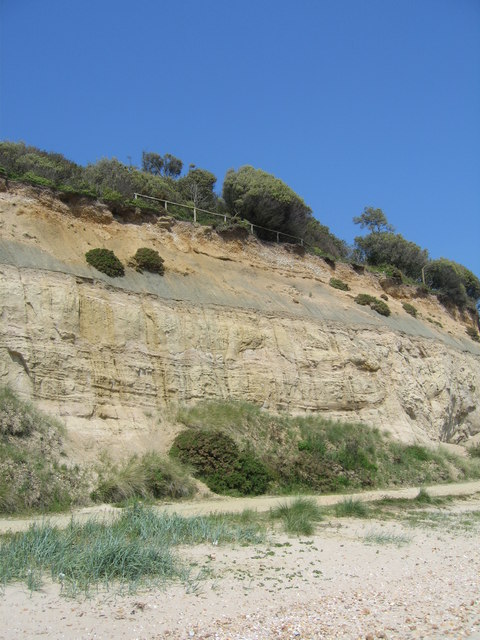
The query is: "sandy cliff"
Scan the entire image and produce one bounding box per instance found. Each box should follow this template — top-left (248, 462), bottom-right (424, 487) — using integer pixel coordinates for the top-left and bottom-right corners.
top-left (0, 184), bottom-right (479, 458)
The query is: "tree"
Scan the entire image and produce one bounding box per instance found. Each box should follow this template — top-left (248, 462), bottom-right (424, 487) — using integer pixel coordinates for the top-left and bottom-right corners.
top-left (142, 151), bottom-right (163, 176)
top-left (141, 151), bottom-right (183, 179)
top-left (178, 167), bottom-right (217, 210)
top-left (353, 207), bottom-right (395, 233)
top-left (354, 232), bottom-right (428, 279)
top-left (222, 166), bottom-right (312, 238)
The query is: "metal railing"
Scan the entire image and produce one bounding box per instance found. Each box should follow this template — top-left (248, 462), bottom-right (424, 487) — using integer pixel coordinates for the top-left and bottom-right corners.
top-left (133, 192), bottom-right (304, 246)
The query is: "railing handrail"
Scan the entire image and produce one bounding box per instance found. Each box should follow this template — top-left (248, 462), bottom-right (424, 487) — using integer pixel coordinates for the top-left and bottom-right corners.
top-left (133, 192), bottom-right (304, 245)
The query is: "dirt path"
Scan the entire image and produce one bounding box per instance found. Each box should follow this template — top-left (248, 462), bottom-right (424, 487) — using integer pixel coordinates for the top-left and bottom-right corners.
top-left (1, 479), bottom-right (480, 535)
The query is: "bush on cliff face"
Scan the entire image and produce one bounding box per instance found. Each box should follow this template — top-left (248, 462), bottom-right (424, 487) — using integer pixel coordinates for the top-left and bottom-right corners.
top-left (170, 429), bottom-right (272, 496)
top-left (329, 277), bottom-right (350, 291)
top-left (130, 247), bottom-right (165, 274)
top-left (354, 293), bottom-right (391, 316)
top-left (85, 248), bottom-right (125, 277)
top-left (402, 302), bottom-right (418, 317)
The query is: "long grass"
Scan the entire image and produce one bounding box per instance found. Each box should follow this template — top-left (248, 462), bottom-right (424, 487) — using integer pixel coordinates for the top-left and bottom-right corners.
top-left (0, 504), bottom-right (265, 594)
top-left (335, 497), bottom-right (370, 518)
top-left (270, 498), bottom-right (323, 535)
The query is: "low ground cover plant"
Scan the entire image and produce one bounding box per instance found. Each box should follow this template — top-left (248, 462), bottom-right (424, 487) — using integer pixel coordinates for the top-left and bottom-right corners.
top-left (354, 293), bottom-right (391, 316)
top-left (85, 248), bottom-right (124, 277)
top-left (329, 277), bottom-right (350, 291)
top-left (402, 302), bottom-right (418, 317)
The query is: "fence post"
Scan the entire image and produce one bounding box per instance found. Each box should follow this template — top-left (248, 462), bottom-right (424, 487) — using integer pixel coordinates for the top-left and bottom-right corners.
top-left (276, 231), bottom-right (280, 243)
top-left (224, 215), bottom-right (227, 223)
top-left (164, 201), bottom-right (167, 211)
top-left (134, 193), bottom-right (137, 200)
top-left (193, 207), bottom-right (197, 223)
top-left (301, 239), bottom-right (304, 246)
top-left (250, 224), bottom-right (254, 234)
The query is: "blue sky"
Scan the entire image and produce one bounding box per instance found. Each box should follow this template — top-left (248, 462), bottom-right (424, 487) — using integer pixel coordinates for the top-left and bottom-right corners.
top-left (1, 0), bottom-right (479, 275)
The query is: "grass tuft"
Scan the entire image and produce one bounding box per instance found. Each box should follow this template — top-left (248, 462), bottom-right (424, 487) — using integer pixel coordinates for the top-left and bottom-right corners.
top-left (270, 498), bottom-right (323, 535)
top-left (335, 497), bottom-right (369, 518)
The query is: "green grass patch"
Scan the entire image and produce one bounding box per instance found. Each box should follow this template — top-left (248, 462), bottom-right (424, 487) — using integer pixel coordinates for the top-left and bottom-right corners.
top-left (0, 504), bottom-right (265, 594)
top-left (92, 452), bottom-right (196, 504)
top-left (335, 497), bottom-right (369, 518)
top-left (363, 529), bottom-right (411, 547)
top-left (270, 498), bottom-right (323, 535)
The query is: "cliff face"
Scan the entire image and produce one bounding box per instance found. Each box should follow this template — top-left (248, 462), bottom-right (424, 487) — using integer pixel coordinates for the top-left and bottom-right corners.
top-left (1, 185), bottom-right (479, 458)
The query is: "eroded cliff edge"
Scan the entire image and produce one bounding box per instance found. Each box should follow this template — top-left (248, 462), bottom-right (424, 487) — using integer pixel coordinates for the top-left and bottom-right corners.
top-left (0, 185), bottom-right (479, 457)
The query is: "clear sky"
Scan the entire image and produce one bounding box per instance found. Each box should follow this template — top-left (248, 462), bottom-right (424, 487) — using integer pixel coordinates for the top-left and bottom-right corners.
top-left (1, 0), bottom-right (479, 275)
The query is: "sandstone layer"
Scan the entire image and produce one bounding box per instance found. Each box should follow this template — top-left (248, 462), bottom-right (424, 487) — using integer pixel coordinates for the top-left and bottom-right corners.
top-left (0, 185), bottom-right (479, 458)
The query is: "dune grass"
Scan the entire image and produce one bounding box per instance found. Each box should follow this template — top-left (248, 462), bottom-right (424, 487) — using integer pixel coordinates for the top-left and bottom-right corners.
top-left (270, 498), bottom-right (323, 535)
top-left (334, 497), bottom-right (370, 518)
top-left (0, 504), bottom-right (265, 594)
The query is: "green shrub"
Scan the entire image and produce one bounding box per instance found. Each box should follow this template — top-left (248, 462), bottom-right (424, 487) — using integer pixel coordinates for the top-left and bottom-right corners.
top-left (130, 247), bottom-right (165, 274)
top-left (85, 248), bottom-right (124, 277)
top-left (21, 171), bottom-right (55, 188)
top-left (170, 429), bottom-right (272, 496)
top-left (329, 277), bottom-right (350, 291)
top-left (466, 326), bottom-right (480, 342)
top-left (402, 302), bottom-right (418, 317)
top-left (354, 293), bottom-right (391, 316)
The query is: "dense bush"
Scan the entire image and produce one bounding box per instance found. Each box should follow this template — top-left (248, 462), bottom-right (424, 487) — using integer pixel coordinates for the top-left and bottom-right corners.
top-left (85, 248), bottom-right (125, 277)
top-left (424, 259), bottom-right (480, 310)
top-left (130, 247), bottom-right (165, 274)
top-left (170, 429), bottom-right (272, 496)
top-left (354, 232), bottom-right (428, 280)
top-left (402, 302), bottom-right (418, 317)
top-left (329, 277), bottom-right (350, 291)
top-left (354, 293), bottom-right (391, 316)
